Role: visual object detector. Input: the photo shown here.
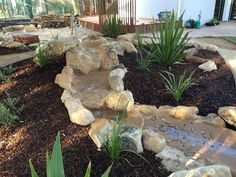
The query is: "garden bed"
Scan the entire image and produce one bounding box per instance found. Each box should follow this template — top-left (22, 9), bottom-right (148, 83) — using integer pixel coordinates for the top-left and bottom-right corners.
top-left (0, 59), bottom-right (171, 177)
top-left (119, 50), bottom-right (236, 116)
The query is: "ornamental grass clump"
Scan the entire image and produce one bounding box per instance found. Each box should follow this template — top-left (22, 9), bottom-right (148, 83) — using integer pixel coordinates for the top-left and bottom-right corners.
top-left (0, 65), bottom-right (13, 83)
top-left (34, 43), bottom-right (49, 68)
top-left (135, 33), bottom-right (154, 71)
top-left (103, 15), bottom-right (122, 39)
top-left (160, 70), bottom-right (196, 101)
top-left (151, 11), bottom-right (190, 65)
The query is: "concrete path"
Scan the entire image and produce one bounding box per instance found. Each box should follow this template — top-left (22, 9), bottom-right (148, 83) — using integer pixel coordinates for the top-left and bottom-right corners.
top-left (0, 51), bottom-right (35, 68)
top-left (186, 21), bottom-right (236, 38)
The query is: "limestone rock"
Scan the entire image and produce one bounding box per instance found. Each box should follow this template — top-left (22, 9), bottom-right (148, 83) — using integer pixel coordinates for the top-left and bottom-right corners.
top-left (66, 47), bottom-right (101, 74)
top-left (61, 90), bottom-right (95, 126)
top-left (89, 118), bottom-right (115, 148)
top-left (117, 33), bottom-right (136, 43)
top-left (142, 129), bottom-right (166, 153)
top-left (121, 125), bottom-right (143, 153)
top-left (55, 66), bottom-right (74, 90)
top-left (156, 146), bottom-right (206, 172)
top-left (24, 25), bottom-right (36, 32)
top-left (80, 37), bottom-right (107, 49)
top-left (218, 106), bottom-right (236, 128)
top-left (101, 48), bottom-right (119, 70)
top-left (80, 89), bottom-right (110, 109)
top-left (195, 113), bottom-right (226, 128)
top-left (135, 105), bottom-right (159, 116)
top-left (106, 91), bottom-right (134, 112)
top-left (118, 40), bottom-right (138, 53)
top-left (0, 32), bottom-right (6, 41)
top-left (48, 41), bottom-right (65, 59)
top-left (158, 105), bottom-right (199, 119)
top-left (108, 75), bottom-right (124, 92)
top-left (110, 68), bottom-right (127, 78)
top-left (168, 165), bottom-right (232, 177)
top-left (206, 44), bottom-right (218, 52)
top-left (89, 119), bottom-right (143, 153)
top-left (198, 60), bottom-right (217, 72)
top-left (185, 47), bottom-right (198, 56)
top-left (108, 68), bottom-right (127, 92)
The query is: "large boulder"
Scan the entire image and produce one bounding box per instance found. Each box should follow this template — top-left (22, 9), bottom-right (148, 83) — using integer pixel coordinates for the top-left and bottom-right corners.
top-left (61, 90), bottom-right (95, 126)
top-left (218, 107), bottom-right (236, 128)
top-left (142, 129), bottom-right (166, 153)
top-left (66, 47), bottom-right (101, 74)
top-left (158, 105), bottom-right (199, 119)
top-left (105, 91), bottom-right (134, 112)
top-left (55, 66), bottom-right (74, 90)
top-left (168, 165), bottom-right (232, 177)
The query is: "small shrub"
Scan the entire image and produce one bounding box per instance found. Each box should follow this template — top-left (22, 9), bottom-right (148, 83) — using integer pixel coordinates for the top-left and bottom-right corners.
top-left (135, 33), bottom-right (153, 71)
top-left (34, 44), bottom-right (48, 68)
top-left (160, 70), bottom-right (196, 101)
top-left (0, 92), bottom-right (23, 127)
top-left (0, 65), bottom-right (13, 83)
top-left (103, 15), bottom-right (122, 38)
top-left (151, 11), bottom-right (190, 65)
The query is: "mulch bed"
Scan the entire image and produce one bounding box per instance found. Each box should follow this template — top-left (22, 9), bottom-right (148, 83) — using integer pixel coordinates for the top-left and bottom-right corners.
top-left (0, 58), bottom-right (171, 177)
top-left (119, 50), bottom-right (236, 116)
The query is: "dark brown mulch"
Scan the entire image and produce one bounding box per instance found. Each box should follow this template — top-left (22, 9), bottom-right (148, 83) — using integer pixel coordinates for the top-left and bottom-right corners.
top-left (119, 50), bottom-right (236, 116)
top-left (0, 46), bottom-right (35, 56)
top-left (0, 59), bottom-right (171, 177)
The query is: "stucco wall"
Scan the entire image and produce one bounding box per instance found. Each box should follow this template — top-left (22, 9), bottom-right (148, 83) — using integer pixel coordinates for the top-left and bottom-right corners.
top-left (136, 0), bottom-right (179, 19)
top-left (180, 0), bottom-right (216, 25)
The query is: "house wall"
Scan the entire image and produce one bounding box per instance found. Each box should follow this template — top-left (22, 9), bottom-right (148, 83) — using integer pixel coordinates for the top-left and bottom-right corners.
top-left (222, 0), bottom-right (233, 21)
top-left (180, 0), bottom-right (217, 25)
top-left (136, 0), bottom-right (179, 19)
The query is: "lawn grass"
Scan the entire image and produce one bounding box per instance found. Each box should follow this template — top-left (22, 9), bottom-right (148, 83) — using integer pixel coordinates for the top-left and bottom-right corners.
top-left (224, 36), bottom-right (236, 44)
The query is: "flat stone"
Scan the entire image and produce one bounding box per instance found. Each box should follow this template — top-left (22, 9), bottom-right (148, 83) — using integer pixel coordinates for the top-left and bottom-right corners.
top-left (168, 165), bottom-right (232, 177)
top-left (198, 60), bottom-right (217, 72)
top-left (195, 113), bottom-right (226, 128)
top-left (158, 105), bottom-right (199, 119)
top-left (218, 106), bottom-right (236, 128)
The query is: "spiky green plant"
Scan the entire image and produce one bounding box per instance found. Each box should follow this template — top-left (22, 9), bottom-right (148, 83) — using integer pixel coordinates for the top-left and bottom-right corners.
top-left (29, 132), bottom-right (65, 177)
top-left (50, 32), bottom-right (59, 40)
top-left (160, 70), bottom-right (196, 101)
top-left (34, 44), bottom-right (48, 68)
top-left (103, 15), bottom-right (122, 38)
top-left (135, 33), bottom-right (154, 71)
top-left (84, 162), bottom-right (112, 177)
top-left (151, 11), bottom-right (190, 65)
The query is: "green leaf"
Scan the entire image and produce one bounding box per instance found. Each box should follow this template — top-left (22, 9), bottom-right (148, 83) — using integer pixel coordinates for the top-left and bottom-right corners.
top-left (101, 165), bottom-right (112, 177)
top-left (29, 160), bottom-right (39, 177)
top-left (84, 162), bottom-right (92, 177)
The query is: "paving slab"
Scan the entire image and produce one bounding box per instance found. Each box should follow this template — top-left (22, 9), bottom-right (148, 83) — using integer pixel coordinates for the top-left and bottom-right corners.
top-left (0, 51), bottom-right (35, 68)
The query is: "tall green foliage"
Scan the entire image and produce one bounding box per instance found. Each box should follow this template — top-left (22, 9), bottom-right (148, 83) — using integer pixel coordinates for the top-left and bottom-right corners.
top-left (151, 11), bottom-right (190, 65)
top-left (103, 15), bottom-right (122, 38)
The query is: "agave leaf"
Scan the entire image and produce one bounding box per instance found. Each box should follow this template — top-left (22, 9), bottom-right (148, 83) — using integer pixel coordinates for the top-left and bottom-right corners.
top-left (101, 165), bottom-right (112, 177)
